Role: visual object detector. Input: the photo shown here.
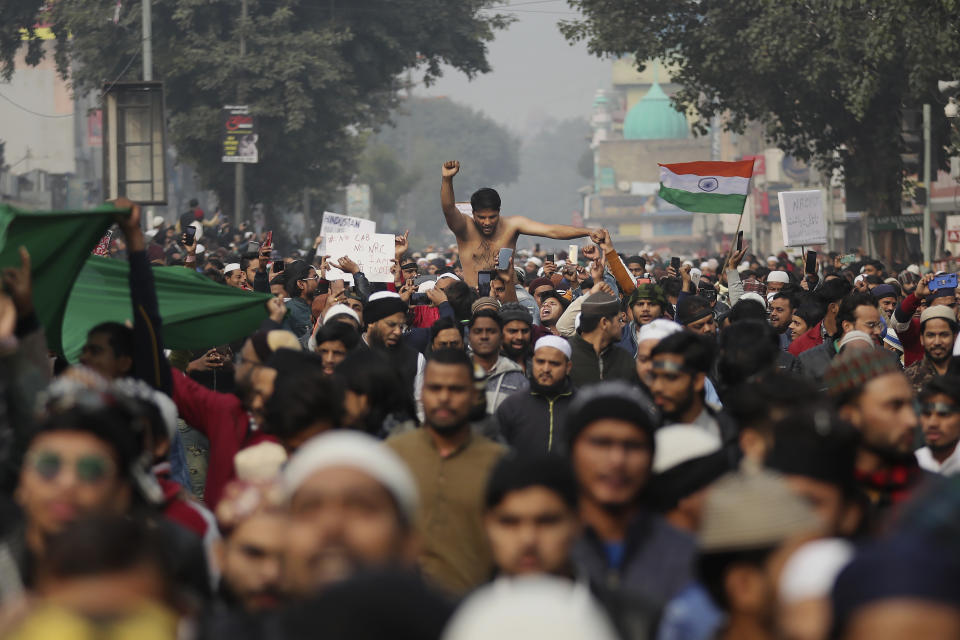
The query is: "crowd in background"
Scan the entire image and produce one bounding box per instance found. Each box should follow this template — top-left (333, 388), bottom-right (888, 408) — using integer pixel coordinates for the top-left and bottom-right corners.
top-left (1, 195), bottom-right (960, 640)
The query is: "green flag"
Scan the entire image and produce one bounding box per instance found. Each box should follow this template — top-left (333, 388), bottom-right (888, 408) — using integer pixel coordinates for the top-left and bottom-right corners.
top-left (0, 204), bottom-right (271, 359)
top-left (62, 257), bottom-right (272, 362)
top-left (0, 204), bottom-right (121, 354)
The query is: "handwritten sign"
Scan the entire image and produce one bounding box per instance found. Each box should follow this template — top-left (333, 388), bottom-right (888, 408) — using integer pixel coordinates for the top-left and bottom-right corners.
top-left (317, 211), bottom-right (376, 256)
top-left (778, 190), bottom-right (826, 247)
top-left (325, 231), bottom-right (395, 283)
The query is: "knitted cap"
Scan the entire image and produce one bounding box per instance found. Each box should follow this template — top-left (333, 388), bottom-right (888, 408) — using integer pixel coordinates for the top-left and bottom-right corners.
top-left (500, 302), bottom-right (533, 326)
top-left (824, 349), bottom-right (902, 398)
top-left (363, 291), bottom-right (407, 325)
top-left (471, 297), bottom-right (501, 315)
top-left (628, 283), bottom-right (667, 309)
top-left (580, 292), bottom-right (620, 318)
top-left (566, 382), bottom-right (660, 450)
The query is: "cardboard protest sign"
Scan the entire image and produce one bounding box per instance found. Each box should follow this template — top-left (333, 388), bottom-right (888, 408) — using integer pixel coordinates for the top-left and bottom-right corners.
top-left (325, 231), bottom-right (395, 283)
top-left (317, 211), bottom-right (376, 256)
top-left (778, 190), bottom-right (827, 247)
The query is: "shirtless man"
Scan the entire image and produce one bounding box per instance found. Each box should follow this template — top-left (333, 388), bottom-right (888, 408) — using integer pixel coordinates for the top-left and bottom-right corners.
top-left (441, 160), bottom-right (603, 288)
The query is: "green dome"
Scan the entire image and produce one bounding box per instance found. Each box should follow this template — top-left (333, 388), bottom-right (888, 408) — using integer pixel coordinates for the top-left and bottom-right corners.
top-left (622, 82), bottom-right (689, 140)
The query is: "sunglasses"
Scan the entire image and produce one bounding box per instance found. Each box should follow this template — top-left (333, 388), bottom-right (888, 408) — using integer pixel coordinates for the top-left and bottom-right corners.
top-left (26, 450), bottom-right (116, 484)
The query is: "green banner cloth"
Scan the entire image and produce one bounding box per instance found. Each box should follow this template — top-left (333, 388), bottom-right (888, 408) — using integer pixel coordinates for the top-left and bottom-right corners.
top-left (62, 257), bottom-right (272, 362)
top-left (0, 204), bottom-right (121, 354)
top-left (0, 204), bottom-right (271, 360)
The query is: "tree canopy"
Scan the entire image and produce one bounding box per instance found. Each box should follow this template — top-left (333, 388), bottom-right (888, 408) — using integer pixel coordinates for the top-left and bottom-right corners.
top-left (0, 0), bottom-right (511, 213)
top-left (562, 0), bottom-right (960, 226)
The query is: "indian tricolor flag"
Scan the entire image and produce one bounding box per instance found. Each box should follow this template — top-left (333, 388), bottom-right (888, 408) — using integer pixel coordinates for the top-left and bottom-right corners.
top-left (658, 160), bottom-right (754, 214)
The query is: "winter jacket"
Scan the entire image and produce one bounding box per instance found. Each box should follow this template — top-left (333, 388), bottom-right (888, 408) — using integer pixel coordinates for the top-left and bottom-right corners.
top-left (890, 293), bottom-right (926, 366)
top-left (170, 368), bottom-right (275, 509)
top-left (788, 321), bottom-right (825, 356)
top-left (481, 356), bottom-right (529, 415)
top-left (569, 335), bottom-right (640, 388)
top-left (283, 296), bottom-right (312, 340)
top-left (495, 379), bottom-right (575, 455)
top-left (799, 338), bottom-right (837, 388)
top-left (617, 322), bottom-right (639, 358)
top-left (572, 510), bottom-right (697, 609)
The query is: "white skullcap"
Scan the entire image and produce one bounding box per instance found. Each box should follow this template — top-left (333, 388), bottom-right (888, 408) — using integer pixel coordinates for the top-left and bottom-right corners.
top-left (907, 264), bottom-right (921, 276)
top-left (442, 576), bottom-right (619, 640)
top-left (152, 215), bottom-right (165, 227)
top-left (426, 252), bottom-right (440, 260)
top-left (653, 425), bottom-right (723, 474)
top-left (707, 258), bottom-right (719, 270)
top-left (368, 290), bottom-right (402, 302)
top-left (195, 243), bottom-right (205, 254)
top-left (739, 292), bottom-right (766, 307)
top-left (768, 270), bottom-right (789, 283)
top-left (767, 255), bottom-right (778, 263)
top-left (417, 280), bottom-right (437, 293)
top-left (283, 431), bottom-right (419, 521)
top-left (737, 261), bottom-right (750, 273)
top-left (526, 257), bottom-right (543, 267)
top-left (854, 274), bottom-right (866, 285)
top-left (437, 272), bottom-right (460, 282)
top-left (637, 318), bottom-right (682, 344)
top-left (224, 263), bottom-right (241, 273)
top-left (837, 330), bottom-right (874, 351)
top-left (534, 335), bottom-right (572, 360)
top-left (234, 441), bottom-right (288, 482)
top-left (778, 538), bottom-right (854, 604)
top-left (323, 303), bottom-right (361, 326)
top-left (682, 260), bottom-right (694, 268)
top-left (699, 262), bottom-right (710, 270)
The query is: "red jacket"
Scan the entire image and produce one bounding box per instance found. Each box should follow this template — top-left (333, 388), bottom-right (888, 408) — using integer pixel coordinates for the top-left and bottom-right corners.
top-left (171, 369), bottom-right (274, 509)
top-left (891, 294), bottom-right (925, 367)
top-left (789, 322), bottom-right (824, 356)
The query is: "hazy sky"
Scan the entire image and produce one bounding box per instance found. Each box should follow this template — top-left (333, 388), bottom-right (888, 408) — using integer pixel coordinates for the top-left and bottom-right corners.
top-left (419, 0), bottom-right (611, 135)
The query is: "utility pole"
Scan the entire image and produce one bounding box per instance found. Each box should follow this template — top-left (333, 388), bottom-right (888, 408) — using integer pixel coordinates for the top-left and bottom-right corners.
top-left (142, 0), bottom-right (153, 230)
top-left (142, 0), bottom-right (152, 81)
top-left (922, 103), bottom-right (932, 268)
top-left (234, 0), bottom-right (248, 227)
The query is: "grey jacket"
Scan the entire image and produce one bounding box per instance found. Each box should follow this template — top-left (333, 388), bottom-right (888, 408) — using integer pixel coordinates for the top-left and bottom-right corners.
top-left (482, 356), bottom-right (529, 415)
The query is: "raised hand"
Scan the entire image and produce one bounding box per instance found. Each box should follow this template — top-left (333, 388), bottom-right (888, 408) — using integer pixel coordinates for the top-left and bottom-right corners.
top-left (916, 273), bottom-right (934, 298)
top-left (395, 229), bottom-right (409, 258)
top-left (266, 296), bottom-right (286, 323)
top-left (581, 244), bottom-right (600, 261)
top-left (1, 246), bottom-right (33, 318)
top-left (442, 161), bottom-right (460, 178)
top-left (727, 243), bottom-right (749, 270)
top-left (188, 348), bottom-right (224, 373)
top-left (335, 256), bottom-right (360, 275)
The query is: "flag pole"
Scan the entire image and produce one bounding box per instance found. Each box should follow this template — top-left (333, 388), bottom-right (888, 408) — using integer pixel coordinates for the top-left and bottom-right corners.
top-left (725, 171), bottom-right (753, 267)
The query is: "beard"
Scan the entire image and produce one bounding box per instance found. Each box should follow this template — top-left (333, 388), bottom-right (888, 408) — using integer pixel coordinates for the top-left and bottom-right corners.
top-left (503, 341), bottom-right (530, 362)
top-left (531, 376), bottom-right (567, 396)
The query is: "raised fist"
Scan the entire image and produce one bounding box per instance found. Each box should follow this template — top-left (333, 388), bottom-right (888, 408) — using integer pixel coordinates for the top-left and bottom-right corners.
top-left (442, 161), bottom-right (460, 178)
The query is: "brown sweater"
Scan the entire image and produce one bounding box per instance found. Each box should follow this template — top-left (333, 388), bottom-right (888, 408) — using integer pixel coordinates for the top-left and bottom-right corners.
top-left (387, 428), bottom-right (505, 595)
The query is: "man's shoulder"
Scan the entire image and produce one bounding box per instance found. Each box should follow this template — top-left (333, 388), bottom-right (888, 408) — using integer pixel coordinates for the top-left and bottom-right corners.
top-left (469, 434), bottom-right (508, 461)
top-left (385, 429), bottom-right (427, 455)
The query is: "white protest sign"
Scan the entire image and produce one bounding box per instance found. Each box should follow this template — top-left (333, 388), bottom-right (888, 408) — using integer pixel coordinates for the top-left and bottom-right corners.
top-left (317, 211), bottom-right (375, 256)
top-left (325, 231), bottom-right (396, 283)
top-left (778, 190), bottom-right (827, 247)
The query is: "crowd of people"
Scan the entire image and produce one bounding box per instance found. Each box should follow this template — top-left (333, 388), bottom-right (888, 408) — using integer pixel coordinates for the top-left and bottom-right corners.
top-left (1, 165), bottom-right (960, 640)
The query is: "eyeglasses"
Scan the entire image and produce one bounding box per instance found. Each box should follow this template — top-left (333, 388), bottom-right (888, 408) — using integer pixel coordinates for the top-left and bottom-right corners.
top-left (860, 321), bottom-right (883, 330)
top-left (26, 450), bottom-right (116, 484)
top-left (300, 273), bottom-right (320, 282)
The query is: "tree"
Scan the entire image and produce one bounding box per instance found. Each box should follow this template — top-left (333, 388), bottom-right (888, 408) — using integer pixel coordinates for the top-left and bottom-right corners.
top-left (562, 0), bottom-right (960, 259)
top-left (369, 96), bottom-right (520, 240)
top-left (0, 0), bottom-right (511, 218)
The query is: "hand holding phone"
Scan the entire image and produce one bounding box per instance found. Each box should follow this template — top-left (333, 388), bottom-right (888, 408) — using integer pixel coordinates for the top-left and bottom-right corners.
top-left (671, 257), bottom-right (681, 271)
top-left (477, 270), bottom-right (493, 298)
top-left (932, 273), bottom-right (958, 291)
top-left (497, 248), bottom-right (513, 271)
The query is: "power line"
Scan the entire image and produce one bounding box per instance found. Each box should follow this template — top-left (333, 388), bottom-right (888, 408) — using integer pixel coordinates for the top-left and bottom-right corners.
top-left (0, 91), bottom-right (73, 119)
top-left (0, 50), bottom-right (139, 120)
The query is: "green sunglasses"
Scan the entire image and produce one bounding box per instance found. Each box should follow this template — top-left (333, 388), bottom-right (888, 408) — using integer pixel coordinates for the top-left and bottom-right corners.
top-left (26, 450), bottom-right (116, 484)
